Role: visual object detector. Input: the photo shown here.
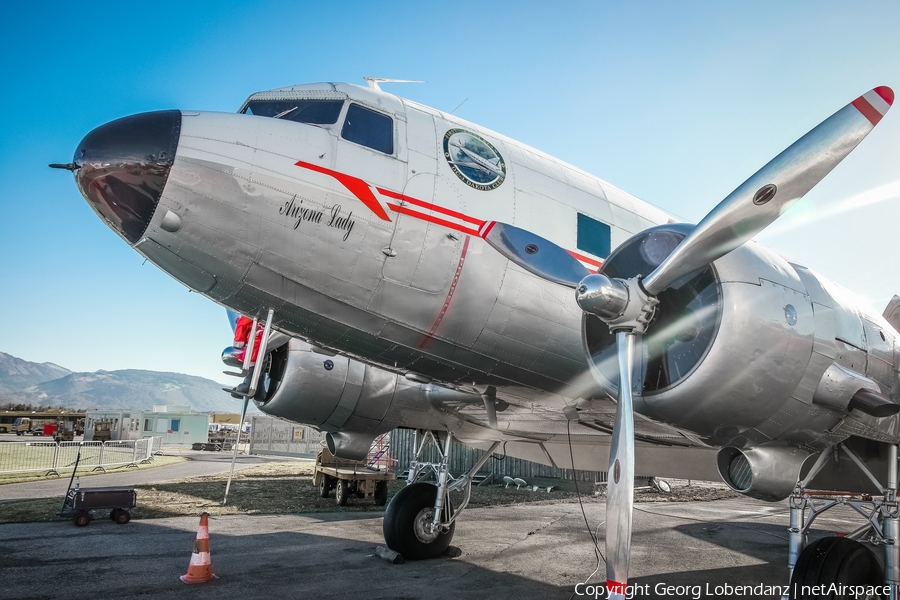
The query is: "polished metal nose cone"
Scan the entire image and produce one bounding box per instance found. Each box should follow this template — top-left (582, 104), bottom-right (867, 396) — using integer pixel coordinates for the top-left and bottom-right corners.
top-left (74, 110), bottom-right (181, 244)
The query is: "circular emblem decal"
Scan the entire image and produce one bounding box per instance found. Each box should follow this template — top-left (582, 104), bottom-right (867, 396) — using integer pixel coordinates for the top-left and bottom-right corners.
top-left (443, 128), bottom-right (506, 191)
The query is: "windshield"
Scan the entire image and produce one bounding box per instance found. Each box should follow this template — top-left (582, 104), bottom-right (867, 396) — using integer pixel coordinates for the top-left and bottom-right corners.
top-left (241, 100), bottom-right (344, 125)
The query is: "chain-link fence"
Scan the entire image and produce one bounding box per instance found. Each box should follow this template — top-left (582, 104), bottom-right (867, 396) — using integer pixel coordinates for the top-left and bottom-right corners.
top-left (248, 416), bottom-right (326, 458)
top-left (389, 429), bottom-right (607, 483)
top-left (0, 437), bottom-right (160, 477)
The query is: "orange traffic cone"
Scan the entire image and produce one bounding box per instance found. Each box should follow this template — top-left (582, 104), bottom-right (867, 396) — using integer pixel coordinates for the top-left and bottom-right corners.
top-left (180, 513), bottom-right (217, 584)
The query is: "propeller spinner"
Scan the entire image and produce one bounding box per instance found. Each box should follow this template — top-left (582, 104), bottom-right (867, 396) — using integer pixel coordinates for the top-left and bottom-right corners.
top-left (483, 86), bottom-right (893, 598)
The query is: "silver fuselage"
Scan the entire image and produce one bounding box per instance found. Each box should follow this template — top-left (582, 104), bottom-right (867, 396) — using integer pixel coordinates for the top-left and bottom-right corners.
top-left (76, 82), bottom-right (900, 481)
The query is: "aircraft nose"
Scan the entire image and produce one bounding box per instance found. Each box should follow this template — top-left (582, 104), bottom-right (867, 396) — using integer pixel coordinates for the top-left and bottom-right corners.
top-left (74, 110), bottom-right (182, 244)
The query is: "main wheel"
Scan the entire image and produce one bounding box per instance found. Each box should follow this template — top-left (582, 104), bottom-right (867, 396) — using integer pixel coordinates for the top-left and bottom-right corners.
top-left (383, 482), bottom-right (455, 560)
top-left (789, 536), bottom-right (884, 599)
top-left (374, 480), bottom-right (388, 507)
top-left (319, 475), bottom-right (332, 498)
top-left (73, 511), bottom-right (91, 527)
top-left (336, 479), bottom-right (349, 506)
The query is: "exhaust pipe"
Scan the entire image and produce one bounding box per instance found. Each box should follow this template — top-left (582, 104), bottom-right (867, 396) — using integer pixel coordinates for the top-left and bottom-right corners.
top-left (326, 431), bottom-right (378, 461)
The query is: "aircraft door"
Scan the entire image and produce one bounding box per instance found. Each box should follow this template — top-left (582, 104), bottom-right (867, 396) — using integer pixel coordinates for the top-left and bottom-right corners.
top-left (380, 106), bottom-right (464, 293)
top-left (380, 173), bottom-right (465, 293)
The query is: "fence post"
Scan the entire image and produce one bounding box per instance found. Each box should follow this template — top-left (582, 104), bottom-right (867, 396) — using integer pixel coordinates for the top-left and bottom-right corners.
top-left (97, 442), bottom-right (106, 472)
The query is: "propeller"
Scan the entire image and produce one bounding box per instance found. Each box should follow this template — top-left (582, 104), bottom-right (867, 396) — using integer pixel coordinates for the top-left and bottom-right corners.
top-left (482, 86), bottom-right (892, 599)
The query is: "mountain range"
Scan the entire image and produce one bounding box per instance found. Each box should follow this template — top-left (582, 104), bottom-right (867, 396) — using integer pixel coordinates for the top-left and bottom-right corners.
top-left (0, 351), bottom-right (250, 413)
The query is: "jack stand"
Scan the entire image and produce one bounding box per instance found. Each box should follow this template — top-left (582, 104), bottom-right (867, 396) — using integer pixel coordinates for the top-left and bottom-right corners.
top-left (785, 442), bottom-right (900, 597)
top-left (886, 444), bottom-right (899, 600)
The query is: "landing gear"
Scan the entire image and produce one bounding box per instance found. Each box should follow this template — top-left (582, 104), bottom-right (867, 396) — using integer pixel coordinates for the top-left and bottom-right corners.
top-left (383, 482), bottom-right (455, 559)
top-left (382, 430), bottom-right (499, 560)
top-left (789, 537), bottom-right (883, 599)
top-left (786, 442), bottom-right (899, 598)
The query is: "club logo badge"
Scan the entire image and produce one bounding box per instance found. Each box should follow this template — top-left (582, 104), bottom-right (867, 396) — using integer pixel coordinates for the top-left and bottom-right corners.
top-left (443, 129), bottom-right (506, 191)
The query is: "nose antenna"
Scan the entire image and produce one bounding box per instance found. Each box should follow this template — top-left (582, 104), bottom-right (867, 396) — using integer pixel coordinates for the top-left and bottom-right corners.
top-left (49, 163), bottom-right (80, 171)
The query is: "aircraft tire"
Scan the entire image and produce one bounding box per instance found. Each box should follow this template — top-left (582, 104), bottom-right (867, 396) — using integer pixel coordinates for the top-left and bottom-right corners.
top-left (383, 482), bottom-right (454, 560)
top-left (789, 536), bottom-right (883, 599)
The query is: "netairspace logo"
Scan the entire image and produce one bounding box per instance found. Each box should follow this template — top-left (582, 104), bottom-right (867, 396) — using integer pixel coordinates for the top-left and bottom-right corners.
top-left (573, 582), bottom-right (892, 599)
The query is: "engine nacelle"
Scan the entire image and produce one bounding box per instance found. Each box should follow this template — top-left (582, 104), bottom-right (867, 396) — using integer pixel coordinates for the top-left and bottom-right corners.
top-left (584, 224), bottom-right (900, 449)
top-left (717, 444), bottom-right (813, 501)
top-left (251, 339), bottom-right (474, 457)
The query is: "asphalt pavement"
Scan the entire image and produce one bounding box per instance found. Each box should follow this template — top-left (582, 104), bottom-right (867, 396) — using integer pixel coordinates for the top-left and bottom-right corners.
top-left (0, 495), bottom-right (862, 600)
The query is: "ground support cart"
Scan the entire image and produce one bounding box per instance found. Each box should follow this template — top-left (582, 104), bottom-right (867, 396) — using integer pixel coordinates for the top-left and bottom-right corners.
top-left (314, 447), bottom-right (395, 506)
top-left (62, 486), bottom-right (137, 527)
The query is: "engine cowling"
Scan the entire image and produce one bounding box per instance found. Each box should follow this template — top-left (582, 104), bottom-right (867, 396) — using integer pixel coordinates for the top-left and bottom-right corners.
top-left (583, 223), bottom-right (900, 452)
top-left (251, 339), bottom-right (472, 460)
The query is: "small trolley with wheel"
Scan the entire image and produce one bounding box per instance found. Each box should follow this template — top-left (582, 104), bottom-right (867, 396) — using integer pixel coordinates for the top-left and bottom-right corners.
top-left (314, 445), bottom-right (395, 507)
top-left (62, 486), bottom-right (137, 527)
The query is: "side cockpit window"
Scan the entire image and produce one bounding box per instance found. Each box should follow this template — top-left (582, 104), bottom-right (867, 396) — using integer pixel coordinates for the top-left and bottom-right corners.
top-left (341, 103), bottom-right (394, 154)
top-left (242, 100), bottom-right (344, 125)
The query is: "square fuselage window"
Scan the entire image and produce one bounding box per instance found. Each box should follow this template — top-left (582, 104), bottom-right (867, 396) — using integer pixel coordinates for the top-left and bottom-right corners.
top-left (577, 213), bottom-right (611, 259)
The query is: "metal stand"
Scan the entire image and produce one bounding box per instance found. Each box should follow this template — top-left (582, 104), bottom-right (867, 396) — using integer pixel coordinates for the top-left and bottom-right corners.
top-left (223, 309), bottom-right (274, 506)
top-left (785, 442), bottom-right (900, 597)
top-left (406, 429), bottom-right (500, 534)
top-left (886, 444), bottom-right (899, 600)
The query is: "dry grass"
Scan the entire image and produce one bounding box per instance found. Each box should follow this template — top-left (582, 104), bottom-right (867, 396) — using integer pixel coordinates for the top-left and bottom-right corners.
top-left (0, 455), bottom-right (187, 485)
top-left (0, 461), bottom-right (739, 525)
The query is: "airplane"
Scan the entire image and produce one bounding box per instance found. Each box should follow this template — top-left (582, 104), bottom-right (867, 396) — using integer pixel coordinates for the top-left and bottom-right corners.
top-left (51, 79), bottom-right (897, 598)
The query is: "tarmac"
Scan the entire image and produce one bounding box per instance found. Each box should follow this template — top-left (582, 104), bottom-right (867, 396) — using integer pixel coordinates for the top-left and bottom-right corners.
top-left (0, 451), bottom-right (862, 600)
top-left (0, 496), bottom-right (859, 599)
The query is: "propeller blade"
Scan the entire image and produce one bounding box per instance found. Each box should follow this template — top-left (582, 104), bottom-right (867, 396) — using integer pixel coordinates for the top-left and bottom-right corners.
top-left (480, 221), bottom-right (591, 288)
top-left (605, 330), bottom-right (637, 599)
top-left (642, 86), bottom-right (893, 296)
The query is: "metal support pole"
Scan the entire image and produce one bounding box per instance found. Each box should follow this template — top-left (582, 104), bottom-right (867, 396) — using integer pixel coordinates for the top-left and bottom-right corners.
top-left (885, 443), bottom-right (899, 599)
top-left (799, 445), bottom-right (832, 489)
top-left (430, 432), bottom-right (453, 533)
top-left (223, 309), bottom-right (273, 506)
top-left (787, 495), bottom-right (805, 579)
top-left (222, 394), bottom-right (250, 506)
top-left (248, 310), bottom-right (275, 397)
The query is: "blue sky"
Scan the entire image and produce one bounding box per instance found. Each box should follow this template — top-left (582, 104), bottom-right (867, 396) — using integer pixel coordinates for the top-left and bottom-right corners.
top-left (1, 0), bottom-right (898, 384)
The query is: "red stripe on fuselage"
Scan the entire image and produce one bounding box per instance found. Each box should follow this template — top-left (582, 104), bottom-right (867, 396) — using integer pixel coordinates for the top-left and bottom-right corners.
top-left (387, 203), bottom-right (482, 237)
top-left (568, 250), bottom-right (603, 269)
top-left (293, 161), bottom-right (606, 271)
top-left (377, 188), bottom-right (485, 226)
top-left (420, 236), bottom-right (471, 349)
top-left (294, 161), bottom-right (391, 221)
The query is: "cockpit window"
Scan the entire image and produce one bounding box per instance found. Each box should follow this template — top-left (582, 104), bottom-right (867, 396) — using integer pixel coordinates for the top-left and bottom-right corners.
top-left (341, 103), bottom-right (394, 154)
top-left (241, 100), bottom-right (344, 125)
